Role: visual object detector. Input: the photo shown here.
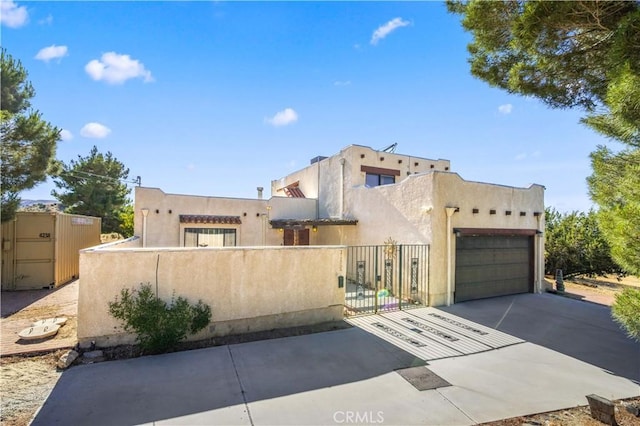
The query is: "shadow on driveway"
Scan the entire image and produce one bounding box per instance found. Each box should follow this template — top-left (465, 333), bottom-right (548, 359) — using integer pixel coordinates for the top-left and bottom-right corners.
top-left (440, 293), bottom-right (640, 382)
top-left (32, 327), bottom-right (425, 426)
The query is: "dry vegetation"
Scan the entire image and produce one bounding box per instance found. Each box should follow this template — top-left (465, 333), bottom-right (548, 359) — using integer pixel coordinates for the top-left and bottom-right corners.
top-left (0, 351), bottom-right (65, 426)
top-left (483, 396), bottom-right (640, 426)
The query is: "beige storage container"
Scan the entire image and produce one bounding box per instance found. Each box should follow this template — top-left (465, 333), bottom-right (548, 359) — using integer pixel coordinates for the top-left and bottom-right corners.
top-left (1, 212), bottom-right (101, 290)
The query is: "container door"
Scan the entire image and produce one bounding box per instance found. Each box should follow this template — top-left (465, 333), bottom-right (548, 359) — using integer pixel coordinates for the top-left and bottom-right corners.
top-left (15, 214), bottom-right (55, 289)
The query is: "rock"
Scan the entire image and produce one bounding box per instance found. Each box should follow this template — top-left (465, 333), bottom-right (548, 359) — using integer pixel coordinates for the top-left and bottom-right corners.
top-left (625, 404), bottom-right (640, 417)
top-left (78, 340), bottom-right (96, 351)
top-left (81, 350), bottom-right (105, 364)
top-left (57, 350), bottom-right (79, 370)
top-left (586, 394), bottom-right (617, 426)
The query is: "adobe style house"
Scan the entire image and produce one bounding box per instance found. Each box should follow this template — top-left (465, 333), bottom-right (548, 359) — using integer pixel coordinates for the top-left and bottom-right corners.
top-left (135, 144), bottom-right (544, 307)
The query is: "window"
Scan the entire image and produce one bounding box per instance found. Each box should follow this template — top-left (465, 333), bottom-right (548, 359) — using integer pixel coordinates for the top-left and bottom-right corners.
top-left (184, 228), bottom-right (236, 247)
top-left (365, 173), bottom-right (395, 187)
top-left (361, 165), bottom-right (400, 187)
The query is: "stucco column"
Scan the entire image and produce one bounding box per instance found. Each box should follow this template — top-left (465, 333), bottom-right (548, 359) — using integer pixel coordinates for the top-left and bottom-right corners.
top-left (535, 213), bottom-right (544, 293)
top-left (445, 207), bottom-right (458, 306)
top-left (141, 208), bottom-right (149, 248)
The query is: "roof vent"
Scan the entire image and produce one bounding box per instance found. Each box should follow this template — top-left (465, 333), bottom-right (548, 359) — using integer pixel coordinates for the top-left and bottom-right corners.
top-left (310, 156), bottom-right (328, 165)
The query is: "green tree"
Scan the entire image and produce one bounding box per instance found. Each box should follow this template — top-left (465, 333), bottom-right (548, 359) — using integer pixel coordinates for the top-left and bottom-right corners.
top-left (588, 147), bottom-right (640, 275)
top-left (544, 207), bottom-right (623, 277)
top-left (119, 203), bottom-right (134, 238)
top-left (52, 146), bottom-right (131, 233)
top-left (612, 287), bottom-right (640, 342)
top-left (1, 48), bottom-right (61, 222)
top-left (448, 0), bottom-right (640, 273)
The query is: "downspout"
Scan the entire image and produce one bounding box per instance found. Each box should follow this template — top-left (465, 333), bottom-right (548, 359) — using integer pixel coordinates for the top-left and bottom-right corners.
top-left (445, 207), bottom-right (458, 306)
top-left (141, 208), bottom-right (149, 248)
top-left (316, 161), bottom-right (321, 220)
top-left (535, 213), bottom-right (543, 293)
top-left (339, 158), bottom-right (346, 219)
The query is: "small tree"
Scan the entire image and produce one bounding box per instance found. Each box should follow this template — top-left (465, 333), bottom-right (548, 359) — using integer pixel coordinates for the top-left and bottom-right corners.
top-left (52, 146), bottom-right (131, 233)
top-left (118, 203), bottom-right (134, 238)
top-left (108, 283), bottom-right (212, 354)
top-left (612, 287), bottom-right (640, 342)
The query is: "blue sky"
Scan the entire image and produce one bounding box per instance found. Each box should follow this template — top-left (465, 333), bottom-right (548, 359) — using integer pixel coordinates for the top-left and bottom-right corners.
top-left (2, 1), bottom-right (619, 212)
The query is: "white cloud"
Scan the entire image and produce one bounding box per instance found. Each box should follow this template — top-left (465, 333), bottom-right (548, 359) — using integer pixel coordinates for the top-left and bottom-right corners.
top-left (80, 122), bottom-right (111, 138)
top-left (515, 151), bottom-right (542, 161)
top-left (85, 52), bottom-right (153, 85)
top-left (38, 14), bottom-right (53, 25)
top-left (498, 103), bottom-right (513, 114)
top-left (334, 80), bottom-right (351, 87)
top-left (59, 129), bottom-right (73, 141)
top-left (35, 45), bottom-right (68, 62)
top-left (1, 1), bottom-right (28, 28)
top-left (265, 108), bottom-right (298, 127)
top-left (370, 17), bottom-right (410, 45)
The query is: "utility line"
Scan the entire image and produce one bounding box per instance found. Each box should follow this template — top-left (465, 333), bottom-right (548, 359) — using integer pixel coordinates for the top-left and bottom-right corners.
top-left (58, 169), bottom-right (141, 186)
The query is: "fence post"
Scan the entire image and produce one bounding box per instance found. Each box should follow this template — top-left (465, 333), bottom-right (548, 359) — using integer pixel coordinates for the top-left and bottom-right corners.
top-left (398, 245), bottom-right (403, 310)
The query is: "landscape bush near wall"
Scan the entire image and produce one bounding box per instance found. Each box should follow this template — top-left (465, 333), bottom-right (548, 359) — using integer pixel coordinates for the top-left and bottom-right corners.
top-left (78, 246), bottom-right (346, 346)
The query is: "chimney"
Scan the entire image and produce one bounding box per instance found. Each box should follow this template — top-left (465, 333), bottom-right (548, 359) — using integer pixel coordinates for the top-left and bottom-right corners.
top-left (257, 187), bottom-right (264, 199)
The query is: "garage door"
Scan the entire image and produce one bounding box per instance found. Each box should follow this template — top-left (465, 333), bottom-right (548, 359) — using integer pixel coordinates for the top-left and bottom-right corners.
top-left (455, 234), bottom-right (533, 303)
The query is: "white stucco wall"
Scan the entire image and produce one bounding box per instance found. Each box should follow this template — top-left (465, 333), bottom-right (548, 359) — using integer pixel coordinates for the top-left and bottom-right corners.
top-left (271, 145), bottom-right (450, 219)
top-left (134, 187), bottom-right (316, 247)
top-left (78, 245), bottom-right (347, 346)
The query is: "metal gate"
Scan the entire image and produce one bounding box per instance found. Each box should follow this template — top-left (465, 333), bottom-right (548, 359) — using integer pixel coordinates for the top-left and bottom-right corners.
top-left (345, 243), bottom-right (429, 316)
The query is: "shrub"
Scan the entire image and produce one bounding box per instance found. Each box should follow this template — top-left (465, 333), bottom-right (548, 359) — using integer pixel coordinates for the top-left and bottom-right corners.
top-left (612, 287), bottom-right (640, 342)
top-left (108, 283), bottom-right (212, 353)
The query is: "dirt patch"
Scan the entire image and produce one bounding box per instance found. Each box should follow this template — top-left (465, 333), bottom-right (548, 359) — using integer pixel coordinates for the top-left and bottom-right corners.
top-left (0, 351), bottom-right (66, 426)
top-left (6, 305), bottom-right (69, 322)
top-left (100, 320), bottom-right (353, 360)
top-left (483, 396), bottom-right (640, 426)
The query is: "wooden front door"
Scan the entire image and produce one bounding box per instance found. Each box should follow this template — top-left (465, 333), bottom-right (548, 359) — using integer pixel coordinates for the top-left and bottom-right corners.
top-left (283, 229), bottom-right (310, 246)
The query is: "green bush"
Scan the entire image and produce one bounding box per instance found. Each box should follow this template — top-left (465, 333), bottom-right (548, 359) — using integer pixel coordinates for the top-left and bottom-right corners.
top-left (612, 287), bottom-right (640, 342)
top-left (108, 283), bottom-right (212, 353)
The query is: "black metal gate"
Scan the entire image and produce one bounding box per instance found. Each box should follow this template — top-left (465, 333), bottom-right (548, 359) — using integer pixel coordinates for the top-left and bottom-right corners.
top-left (345, 244), bottom-right (429, 316)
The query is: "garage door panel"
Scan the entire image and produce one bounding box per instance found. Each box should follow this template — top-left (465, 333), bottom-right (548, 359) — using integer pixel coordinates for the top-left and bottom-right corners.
top-left (456, 279), bottom-right (530, 302)
top-left (455, 235), bottom-right (533, 303)
top-left (456, 264), bottom-right (529, 282)
top-left (455, 248), bottom-right (529, 266)
top-left (458, 236), bottom-right (530, 250)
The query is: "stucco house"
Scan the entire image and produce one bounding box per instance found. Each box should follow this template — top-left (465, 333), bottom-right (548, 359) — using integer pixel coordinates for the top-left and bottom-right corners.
top-left (135, 144), bottom-right (544, 308)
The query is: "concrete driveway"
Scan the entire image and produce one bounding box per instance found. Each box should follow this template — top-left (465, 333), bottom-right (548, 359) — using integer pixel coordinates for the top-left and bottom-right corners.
top-left (32, 295), bottom-right (639, 426)
top-left (440, 292), bottom-right (640, 382)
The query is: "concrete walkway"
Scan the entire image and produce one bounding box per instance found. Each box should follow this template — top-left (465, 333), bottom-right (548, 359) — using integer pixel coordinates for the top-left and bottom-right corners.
top-left (32, 299), bottom-right (639, 426)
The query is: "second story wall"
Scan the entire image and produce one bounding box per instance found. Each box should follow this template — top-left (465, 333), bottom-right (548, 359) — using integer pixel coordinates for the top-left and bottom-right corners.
top-left (271, 145), bottom-right (450, 219)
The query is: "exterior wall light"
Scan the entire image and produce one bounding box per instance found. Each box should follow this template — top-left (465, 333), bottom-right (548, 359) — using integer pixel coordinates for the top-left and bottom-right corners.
top-left (312, 226), bottom-right (318, 232)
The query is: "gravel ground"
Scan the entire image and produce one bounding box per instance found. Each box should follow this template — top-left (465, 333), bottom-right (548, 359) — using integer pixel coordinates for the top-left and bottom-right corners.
top-left (1, 351), bottom-right (65, 426)
top-left (482, 396), bottom-right (640, 426)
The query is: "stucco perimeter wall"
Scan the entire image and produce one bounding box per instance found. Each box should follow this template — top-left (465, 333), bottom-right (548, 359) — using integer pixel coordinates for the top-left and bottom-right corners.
top-left (78, 245), bottom-right (347, 347)
top-left (429, 172), bottom-right (545, 306)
